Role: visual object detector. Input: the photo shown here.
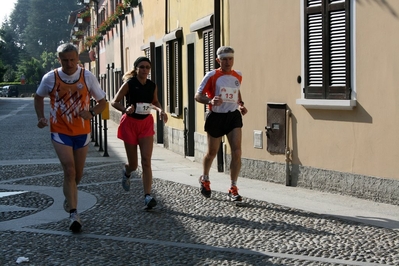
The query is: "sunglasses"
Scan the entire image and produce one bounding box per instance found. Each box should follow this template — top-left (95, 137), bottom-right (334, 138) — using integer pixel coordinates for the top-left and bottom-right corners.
top-left (138, 65), bottom-right (151, 69)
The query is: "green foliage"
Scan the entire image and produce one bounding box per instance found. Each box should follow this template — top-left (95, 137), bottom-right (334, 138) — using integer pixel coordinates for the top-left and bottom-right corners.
top-left (0, 23), bottom-right (20, 69)
top-left (74, 30), bottom-right (84, 37)
top-left (17, 57), bottom-right (45, 85)
top-left (123, 0), bottom-right (139, 7)
top-left (80, 8), bottom-right (91, 19)
top-left (116, 3), bottom-right (124, 16)
top-left (0, 82), bottom-right (19, 86)
top-left (3, 65), bottom-right (17, 82)
top-left (21, 0), bottom-right (81, 58)
top-left (0, 61), bottom-right (6, 82)
top-left (9, 0), bottom-right (31, 46)
top-left (0, 0), bottom-right (80, 83)
top-left (40, 51), bottom-right (58, 72)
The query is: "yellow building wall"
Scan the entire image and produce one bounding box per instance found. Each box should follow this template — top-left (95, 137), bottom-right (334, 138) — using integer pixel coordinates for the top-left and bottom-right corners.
top-left (123, 6), bottom-right (145, 71)
top-left (228, 0), bottom-right (399, 180)
top-left (142, 0), bottom-right (165, 42)
top-left (155, 0), bottom-right (214, 130)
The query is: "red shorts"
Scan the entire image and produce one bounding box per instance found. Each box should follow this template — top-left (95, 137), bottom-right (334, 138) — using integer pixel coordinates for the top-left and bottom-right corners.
top-left (117, 114), bottom-right (155, 145)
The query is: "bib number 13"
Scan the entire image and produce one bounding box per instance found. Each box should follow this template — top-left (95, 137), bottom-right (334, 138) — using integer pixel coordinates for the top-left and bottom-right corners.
top-left (220, 87), bottom-right (238, 103)
top-left (135, 103), bottom-right (152, 115)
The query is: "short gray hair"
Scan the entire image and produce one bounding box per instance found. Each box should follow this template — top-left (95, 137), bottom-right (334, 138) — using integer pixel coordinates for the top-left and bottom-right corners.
top-left (216, 46), bottom-right (234, 56)
top-left (57, 43), bottom-right (78, 56)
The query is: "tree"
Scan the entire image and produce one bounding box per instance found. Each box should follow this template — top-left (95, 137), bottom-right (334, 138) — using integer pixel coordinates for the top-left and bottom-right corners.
top-left (0, 0), bottom-right (81, 82)
top-left (9, 0), bottom-right (30, 49)
top-left (3, 65), bottom-right (17, 82)
top-left (19, 0), bottom-right (80, 58)
top-left (17, 57), bottom-right (44, 85)
top-left (40, 51), bottom-right (58, 72)
top-left (0, 21), bottom-right (21, 68)
top-left (0, 61), bottom-right (6, 82)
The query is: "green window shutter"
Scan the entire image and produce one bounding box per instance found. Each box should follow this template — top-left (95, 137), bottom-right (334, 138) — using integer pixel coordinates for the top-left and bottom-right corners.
top-left (174, 40), bottom-right (181, 116)
top-left (144, 47), bottom-right (151, 80)
top-left (166, 43), bottom-right (171, 113)
top-left (203, 29), bottom-right (214, 113)
top-left (144, 42), bottom-right (155, 81)
top-left (327, 0), bottom-right (351, 99)
top-left (203, 29), bottom-right (214, 74)
top-left (304, 0), bottom-right (324, 99)
top-left (304, 0), bottom-right (351, 100)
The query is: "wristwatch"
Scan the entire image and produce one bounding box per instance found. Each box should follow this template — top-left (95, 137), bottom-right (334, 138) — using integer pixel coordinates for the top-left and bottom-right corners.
top-left (239, 101), bottom-right (244, 106)
top-left (90, 110), bottom-right (96, 117)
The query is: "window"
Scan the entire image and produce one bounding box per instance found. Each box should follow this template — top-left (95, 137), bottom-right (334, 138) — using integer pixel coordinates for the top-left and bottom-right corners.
top-left (143, 43), bottom-right (155, 81)
top-left (203, 29), bottom-right (214, 75)
top-left (110, 0), bottom-right (115, 14)
top-left (114, 69), bottom-right (122, 100)
top-left (203, 29), bottom-right (214, 113)
top-left (304, 0), bottom-right (351, 100)
top-left (100, 8), bottom-right (106, 25)
top-left (166, 40), bottom-right (182, 116)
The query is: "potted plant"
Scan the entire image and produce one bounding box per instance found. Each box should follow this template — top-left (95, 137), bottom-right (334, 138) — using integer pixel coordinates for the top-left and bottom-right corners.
top-left (109, 13), bottom-right (119, 27)
top-left (80, 9), bottom-right (91, 23)
top-left (116, 3), bottom-right (125, 20)
top-left (123, 0), bottom-right (139, 8)
top-left (123, 5), bottom-right (131, 14)
top-left (75, 30), bottom-right (85, 39)
top-left (94, 34), bottom-right (103, 42)
top-left (84, 36), bottom-right (93, 48)
top-left (97, 21), bottom-right (108, 35)
top-left (90, 34), bottom-right (103, 47)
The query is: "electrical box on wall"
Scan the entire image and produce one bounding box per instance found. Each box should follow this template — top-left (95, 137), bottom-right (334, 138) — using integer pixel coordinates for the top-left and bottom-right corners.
top-left (253, 130), bottom-right (263, 149)
top-left (266, 103), bottom-right (287, 154)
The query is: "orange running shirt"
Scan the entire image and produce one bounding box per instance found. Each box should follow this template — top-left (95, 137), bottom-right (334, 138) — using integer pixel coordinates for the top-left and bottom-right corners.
top-left (197, 68), bottom-right (242, 113)
top-left (49, 69), bottom-right (91, 135)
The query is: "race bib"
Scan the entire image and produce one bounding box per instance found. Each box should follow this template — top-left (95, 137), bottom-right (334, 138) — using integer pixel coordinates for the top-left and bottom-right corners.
top-left (135, 103), bottom-right (152, 115)
top-left (220, 87), bottom-right (238, 103)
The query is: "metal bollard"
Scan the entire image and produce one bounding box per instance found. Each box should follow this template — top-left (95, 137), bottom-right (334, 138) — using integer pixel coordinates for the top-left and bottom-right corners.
top-left (90, 99), bottom-right (95, 142)
top-left (94, 114), bottom-right (99, 147)
top-left (98, 113), bottom-right (103, 152)
top-left (103, 120), bottom-right (109, 157)
top-left (101, 101), bottom-right (110, 157)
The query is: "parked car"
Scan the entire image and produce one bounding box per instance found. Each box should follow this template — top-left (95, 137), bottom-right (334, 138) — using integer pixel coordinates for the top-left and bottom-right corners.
top-left (3, 85), bottom-right (19, 97)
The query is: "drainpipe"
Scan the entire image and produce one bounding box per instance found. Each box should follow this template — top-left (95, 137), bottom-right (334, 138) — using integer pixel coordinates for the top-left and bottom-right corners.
top-left (285, 109), bottom-right (291, 186)
top-left (214, 0), bottom-right (223, 172)
top-left (120, 15), bottom-right (124, 75)
top-left (94, 0), bottom-right (100, 84)
top-left (165, 0), bottom-right (168, 34)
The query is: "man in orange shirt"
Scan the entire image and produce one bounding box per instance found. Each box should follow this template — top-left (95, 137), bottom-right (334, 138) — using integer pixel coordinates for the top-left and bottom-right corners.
top-left (34, 43), bottom-right (106, 232)
top-left (195, 46), bottom-right (248, 202)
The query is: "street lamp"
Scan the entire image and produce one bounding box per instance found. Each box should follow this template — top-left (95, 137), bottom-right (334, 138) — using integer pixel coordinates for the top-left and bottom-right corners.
top-left (74, 26), bottom-right (79, 31)
top-left (78, 17), bottom-right (83, 24)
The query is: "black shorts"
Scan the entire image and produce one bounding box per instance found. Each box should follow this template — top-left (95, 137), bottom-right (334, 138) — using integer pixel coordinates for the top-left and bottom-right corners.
top-left (205, 109), bottom-right (243, 138)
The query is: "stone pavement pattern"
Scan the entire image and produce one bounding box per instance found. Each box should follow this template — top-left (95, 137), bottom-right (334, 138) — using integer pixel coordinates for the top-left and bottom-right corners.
top-left (0, 98), bottom-right (398, 265)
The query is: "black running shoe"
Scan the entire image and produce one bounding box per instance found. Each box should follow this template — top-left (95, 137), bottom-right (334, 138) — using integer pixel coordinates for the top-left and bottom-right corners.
top-left (199, 175), bottom-right (211, 198)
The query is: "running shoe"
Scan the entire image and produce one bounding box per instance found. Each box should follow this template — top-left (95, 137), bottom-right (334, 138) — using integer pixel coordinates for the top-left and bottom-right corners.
top-left (144, 195), bottom-right (157, 208)
top-left (228, 185), bottom-right (242, 202)
top-left (63, 198), bottom-right (69, 213)
top-left (122, 169), bottom-right (131, 191)
top-left (199, 175), bottom-right (211, 198)
top-left (69, 212), bottom-right (82, 233)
